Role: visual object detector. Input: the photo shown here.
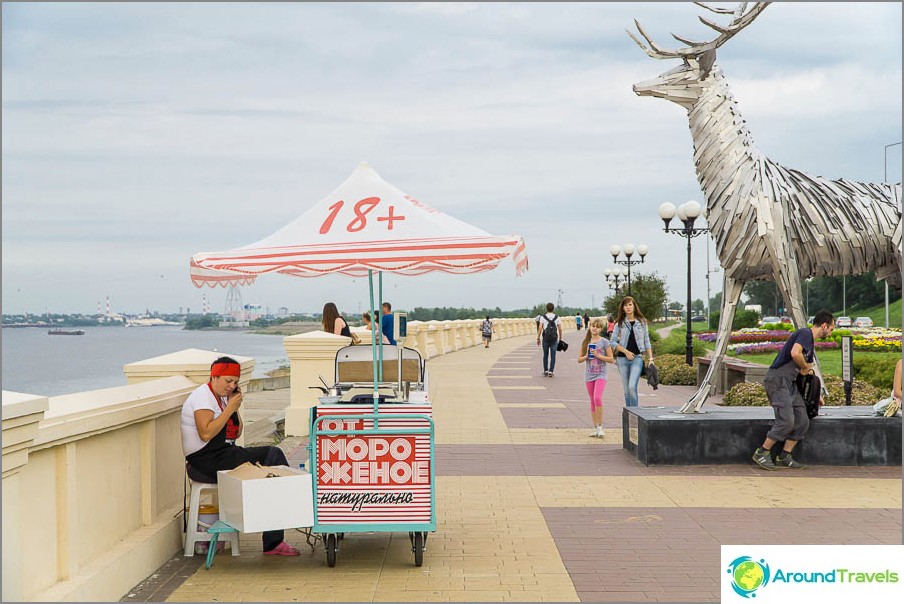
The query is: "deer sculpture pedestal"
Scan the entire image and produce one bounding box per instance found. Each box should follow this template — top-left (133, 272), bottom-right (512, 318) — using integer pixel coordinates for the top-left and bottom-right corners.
top-left (623, 406), bottom-right (901, 466)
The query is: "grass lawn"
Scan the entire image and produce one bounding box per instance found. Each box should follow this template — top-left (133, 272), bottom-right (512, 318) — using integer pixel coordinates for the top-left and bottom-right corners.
top-left (731, 349), bottom-right (900, 379)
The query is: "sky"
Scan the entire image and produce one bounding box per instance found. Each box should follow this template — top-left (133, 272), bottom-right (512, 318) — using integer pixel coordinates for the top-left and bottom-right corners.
top-left (2, 2), bottom-right (902, 318)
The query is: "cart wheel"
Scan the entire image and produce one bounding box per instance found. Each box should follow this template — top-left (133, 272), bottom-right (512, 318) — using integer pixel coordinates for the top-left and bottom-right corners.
top-left (325, 533), bottom-right (338, 567)
top-left (412, 532), bottom-right (424, 567)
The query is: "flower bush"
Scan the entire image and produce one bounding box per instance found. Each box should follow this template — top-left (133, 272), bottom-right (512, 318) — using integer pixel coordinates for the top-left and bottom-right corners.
top-left (654, 354), bottom-right (697, 386)
top-left (721, 374), bottom-right (882, 407)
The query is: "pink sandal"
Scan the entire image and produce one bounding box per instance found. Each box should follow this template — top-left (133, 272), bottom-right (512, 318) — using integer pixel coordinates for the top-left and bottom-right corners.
top-left (264, 541), bottom-right (300, 556)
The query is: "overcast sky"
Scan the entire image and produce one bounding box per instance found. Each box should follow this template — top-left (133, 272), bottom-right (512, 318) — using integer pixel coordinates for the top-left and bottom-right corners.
top-left (2, 2), bottom-right (902, 317)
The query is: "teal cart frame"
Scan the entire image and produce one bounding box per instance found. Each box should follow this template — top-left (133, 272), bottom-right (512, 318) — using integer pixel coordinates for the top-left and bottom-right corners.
top-left (309, 408), bottom-right (436, 567)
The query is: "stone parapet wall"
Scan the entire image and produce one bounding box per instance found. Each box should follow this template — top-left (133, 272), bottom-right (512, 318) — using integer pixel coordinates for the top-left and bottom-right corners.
top-left (282, 316), bottom-right (576, 436)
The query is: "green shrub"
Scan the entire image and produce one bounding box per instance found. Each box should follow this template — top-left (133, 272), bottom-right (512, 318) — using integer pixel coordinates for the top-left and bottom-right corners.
top-left (655, 354), bottom-right (697, 385)
top-left (654, 331), bottom-right (706, 357)
top-left (720, 374), bottom-right (881, 407)
top-left (723, 382), bottom-right (769, 406)
top-left (762, 322), bottom-right (794, 331)
top-left (852, 356), bottom-right (897, 392)
top-left (822, 375), bottom-right (882, 406)
top-left (710, 309), bottom-right (760, 330)
top-left (830, 329), bottom-right (853, 342)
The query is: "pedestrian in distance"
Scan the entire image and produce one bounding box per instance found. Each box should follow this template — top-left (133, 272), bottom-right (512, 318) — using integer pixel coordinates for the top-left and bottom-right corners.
top-left (583, 313), bottom-right (590, 334)
top-left (578, 318), bottom-right (615, 437)
top-left (536, 302), bottom-right (563, 377)
top-left (609, 296), bottom-right (654, 407)
top-left (605, 314), bottom-right (615, 339)
top-left (480, 316), bottom-right (496, 348)
top-left (752, 310), bottom-right (835, 470)
top-left (380, 301), bottom-right (396, 345)
top-left (576, 315), bottom-right (583, 331)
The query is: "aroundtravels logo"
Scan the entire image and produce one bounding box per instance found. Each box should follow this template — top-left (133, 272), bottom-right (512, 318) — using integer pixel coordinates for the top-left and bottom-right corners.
top-left (726, 556), bottom-right (771, 598)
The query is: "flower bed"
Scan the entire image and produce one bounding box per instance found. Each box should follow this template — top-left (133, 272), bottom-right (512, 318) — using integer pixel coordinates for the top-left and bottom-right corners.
top-left (722, 374), bottom-right (882, 407)
top-left (695, 326), bottom-right (902, 354)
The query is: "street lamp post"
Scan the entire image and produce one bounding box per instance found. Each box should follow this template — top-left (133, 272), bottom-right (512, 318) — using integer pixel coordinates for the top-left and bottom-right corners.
top-left (659, 201), bottom-right (709, 366)
top-left (604, 267), bottom-right (629, 293)
top-left (885, 141), bottom-right (902, 328)
top-left (609, 244), bottom-right (648, 296)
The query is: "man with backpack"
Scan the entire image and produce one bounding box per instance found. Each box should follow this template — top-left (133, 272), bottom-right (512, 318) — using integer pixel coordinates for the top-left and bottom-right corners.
top-left (536, 302), bottom-right (563, 377)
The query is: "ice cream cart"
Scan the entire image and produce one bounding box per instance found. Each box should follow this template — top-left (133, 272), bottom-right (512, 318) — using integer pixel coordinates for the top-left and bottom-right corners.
top-left (190, 162), bottom-right (528, 567)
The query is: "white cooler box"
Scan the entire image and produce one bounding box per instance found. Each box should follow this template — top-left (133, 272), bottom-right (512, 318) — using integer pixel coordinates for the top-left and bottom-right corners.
top-left (217, 463), bottom-right (314, 532)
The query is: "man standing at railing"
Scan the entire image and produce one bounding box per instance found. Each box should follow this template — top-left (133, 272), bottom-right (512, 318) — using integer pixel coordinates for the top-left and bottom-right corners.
top-left (180, 356), bottom-right (300, 556)
top-left (381, 301), bottom-right (397, 345)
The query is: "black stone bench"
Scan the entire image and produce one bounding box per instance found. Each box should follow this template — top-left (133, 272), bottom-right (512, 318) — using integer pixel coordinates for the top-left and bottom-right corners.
top-left (623, 406), bottom-right (901, 466)
top-left (696, 356), bottom-right (769, 394)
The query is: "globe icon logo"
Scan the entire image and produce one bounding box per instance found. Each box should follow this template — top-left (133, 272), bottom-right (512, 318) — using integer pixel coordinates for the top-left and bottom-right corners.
top-left (726, 556), bottom-right (770, 598)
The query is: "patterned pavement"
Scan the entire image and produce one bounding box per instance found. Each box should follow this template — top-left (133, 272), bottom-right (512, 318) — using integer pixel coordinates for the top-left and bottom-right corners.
top-left (123, 329), bottom-right (902, 603)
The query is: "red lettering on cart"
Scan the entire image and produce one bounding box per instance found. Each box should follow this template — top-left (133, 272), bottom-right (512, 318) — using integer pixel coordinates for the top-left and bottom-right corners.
top-left (319, 437), bottom-right (427, 485)
top-left (321, 419), bottom-right (362, 432)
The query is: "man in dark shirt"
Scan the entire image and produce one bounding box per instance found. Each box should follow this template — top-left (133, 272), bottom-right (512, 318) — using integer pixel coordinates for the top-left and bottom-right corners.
top-left (752, 310), bottom-right (834, 470)
top-left (380, 301), bottom-right (396, 346)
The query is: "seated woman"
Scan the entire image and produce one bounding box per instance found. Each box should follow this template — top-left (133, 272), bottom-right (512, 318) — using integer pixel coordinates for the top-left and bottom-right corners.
top-left (322, 302), bottom-right (358, 342)
top-left (180, 356), bottom-right (300, 556)
top-left (362, 311), bottom-right (390, 343)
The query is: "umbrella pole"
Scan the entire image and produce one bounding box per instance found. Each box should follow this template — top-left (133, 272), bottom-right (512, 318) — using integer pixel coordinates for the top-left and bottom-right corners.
top-left (368, 270), bottom-right (380, 428)
top-left (378, 271), bottom-right (384, 382)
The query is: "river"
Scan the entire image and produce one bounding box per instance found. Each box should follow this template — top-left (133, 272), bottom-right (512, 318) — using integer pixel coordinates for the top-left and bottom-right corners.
top-left (1, 326), bottom-right (291, 397)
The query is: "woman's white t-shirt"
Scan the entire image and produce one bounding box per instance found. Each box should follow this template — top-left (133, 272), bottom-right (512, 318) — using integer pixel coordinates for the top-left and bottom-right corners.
top-left (180, 383), bottom-right (224, 456)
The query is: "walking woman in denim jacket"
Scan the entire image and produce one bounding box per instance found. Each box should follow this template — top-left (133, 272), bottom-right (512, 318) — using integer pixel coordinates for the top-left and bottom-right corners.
top-left (609, 296), bottom-right (654, 407)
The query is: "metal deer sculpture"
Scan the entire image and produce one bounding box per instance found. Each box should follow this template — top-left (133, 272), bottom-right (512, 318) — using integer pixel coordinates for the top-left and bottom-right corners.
top-left (628, 2), bottom-right (902, 412)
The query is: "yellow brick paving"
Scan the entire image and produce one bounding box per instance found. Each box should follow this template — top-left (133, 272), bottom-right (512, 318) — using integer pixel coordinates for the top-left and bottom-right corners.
top-left (166, 334), bottom-right (900, 602)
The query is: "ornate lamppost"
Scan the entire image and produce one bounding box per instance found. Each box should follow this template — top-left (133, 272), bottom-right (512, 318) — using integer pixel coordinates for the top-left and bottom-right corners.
top-left (604, 267), bottom-right (628, 293)
top-left (609, 244), bottom-right (648, 296)
top-left (659, 201), bottom-right (709, 366)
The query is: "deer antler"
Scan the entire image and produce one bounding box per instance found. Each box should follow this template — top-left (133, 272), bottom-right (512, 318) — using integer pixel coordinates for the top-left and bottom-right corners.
top-left (627, 2), bottom-right (770, 59)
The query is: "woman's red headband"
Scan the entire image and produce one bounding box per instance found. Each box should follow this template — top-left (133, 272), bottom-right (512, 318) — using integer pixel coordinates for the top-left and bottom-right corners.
top-left (210, 362), bottom-right (241, 377)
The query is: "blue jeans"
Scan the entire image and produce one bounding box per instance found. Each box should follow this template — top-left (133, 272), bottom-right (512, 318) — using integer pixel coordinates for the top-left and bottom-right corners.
top-left (542, 339), bottom-right (558, 373)
top-left (616, 355), bottom-right (645, 407)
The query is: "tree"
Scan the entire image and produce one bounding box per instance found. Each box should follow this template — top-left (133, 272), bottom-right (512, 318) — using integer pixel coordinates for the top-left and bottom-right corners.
top-left (743, 281), bottom-right (781, 315)
top-left (603, 272), bottom-right (669, 321)
top-left (692, 299), bottom-right (705, 314)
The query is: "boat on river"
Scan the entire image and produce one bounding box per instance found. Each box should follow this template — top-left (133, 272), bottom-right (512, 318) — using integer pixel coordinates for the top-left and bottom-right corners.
top-left (47, 329), bottom-right (86, 335)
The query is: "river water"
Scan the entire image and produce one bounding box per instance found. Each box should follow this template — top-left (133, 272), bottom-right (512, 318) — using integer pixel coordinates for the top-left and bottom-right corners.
top-left (1, 326), bottom-right (291, 396)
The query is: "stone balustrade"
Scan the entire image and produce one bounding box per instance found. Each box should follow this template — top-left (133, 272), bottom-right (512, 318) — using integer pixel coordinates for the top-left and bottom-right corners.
top-left (281, 316), bottom-right (571, 436)
top-left (0, 316), bottom-right (577, 600)
top-left (2, 349), bottom-right (254, 602)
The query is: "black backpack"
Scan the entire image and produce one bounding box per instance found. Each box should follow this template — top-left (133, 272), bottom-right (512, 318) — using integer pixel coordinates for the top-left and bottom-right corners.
top-left (795, 372), bottom-right (821, 419)
top-left (542, 314), bottom-right (558, 343)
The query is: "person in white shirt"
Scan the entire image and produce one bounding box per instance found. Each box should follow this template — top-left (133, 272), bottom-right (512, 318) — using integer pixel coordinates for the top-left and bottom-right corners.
top-left (536, 302), bottom-right (563, 377)
top-left (181, 356), bottom-right (300, 556)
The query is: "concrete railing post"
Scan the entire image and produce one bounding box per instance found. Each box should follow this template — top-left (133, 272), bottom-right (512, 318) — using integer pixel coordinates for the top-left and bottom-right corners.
top-left (2, 391), bottom-right (49, 603)
top-left (283, 331), bottom-right (352, 437)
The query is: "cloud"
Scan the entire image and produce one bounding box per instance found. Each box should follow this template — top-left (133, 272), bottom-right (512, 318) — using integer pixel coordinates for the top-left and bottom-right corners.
top-left (2, 2), bottom-right (901, 315)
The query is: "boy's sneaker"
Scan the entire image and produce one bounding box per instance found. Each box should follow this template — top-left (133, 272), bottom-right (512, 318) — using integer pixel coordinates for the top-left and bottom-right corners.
top-left (775, 453), bottom-right (808, 469)
top-left (547, 372), bottom-right (554, 377)
top-left (543, 371), bottom-right (550, 377)
top-left (752, 447), bottom-right (777, 470)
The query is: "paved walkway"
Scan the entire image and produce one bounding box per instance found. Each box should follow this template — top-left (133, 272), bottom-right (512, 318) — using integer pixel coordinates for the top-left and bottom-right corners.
top-left (123, 330), bottom-right (902, 602)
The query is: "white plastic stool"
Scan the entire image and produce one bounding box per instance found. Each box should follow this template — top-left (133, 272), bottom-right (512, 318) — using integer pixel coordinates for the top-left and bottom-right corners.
top-left (184, 477), bottom-right (240, 557)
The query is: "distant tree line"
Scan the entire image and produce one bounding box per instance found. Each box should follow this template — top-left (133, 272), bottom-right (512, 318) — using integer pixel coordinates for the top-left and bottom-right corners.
top-left (742, 273), bottom-right (900, 316)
